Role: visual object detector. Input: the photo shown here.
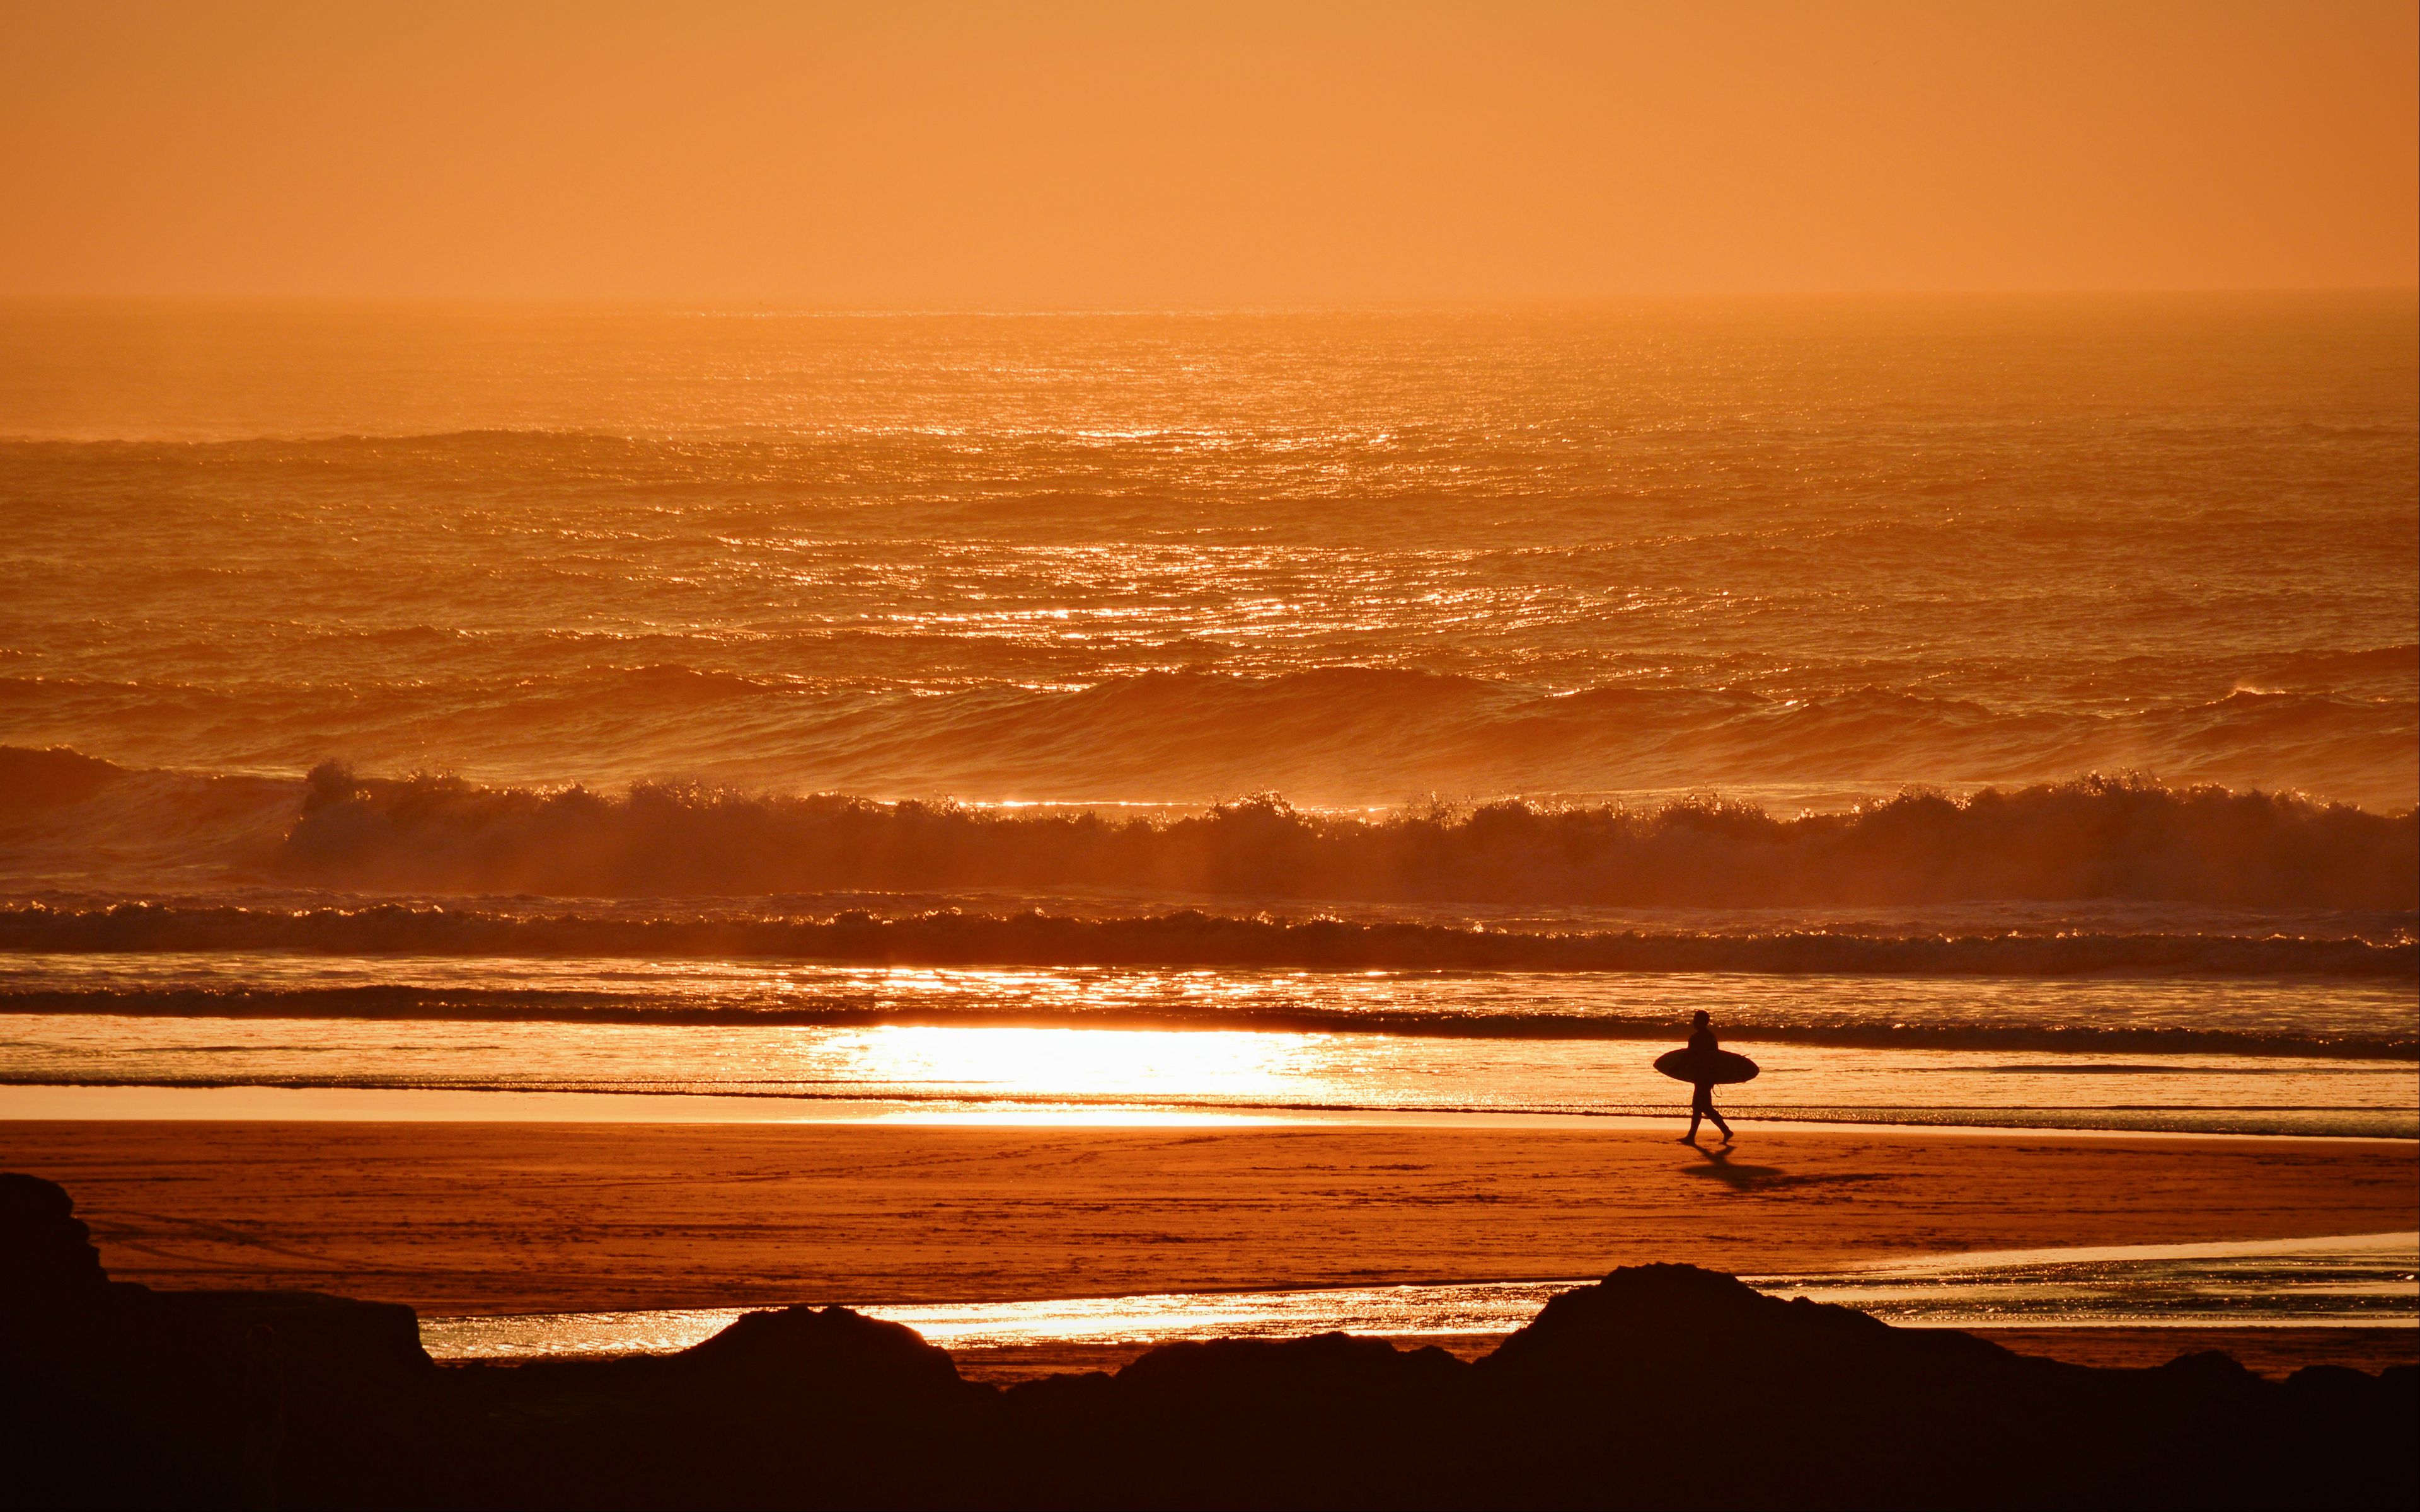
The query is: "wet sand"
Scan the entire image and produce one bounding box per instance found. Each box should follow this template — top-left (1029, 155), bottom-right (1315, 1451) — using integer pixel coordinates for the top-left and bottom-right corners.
top-left (7, 1120), bottom-right (2412, 1315)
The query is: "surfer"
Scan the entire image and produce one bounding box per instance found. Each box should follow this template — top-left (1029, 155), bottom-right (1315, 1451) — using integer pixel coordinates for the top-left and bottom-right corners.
top-left (1680, 1010), bottom-right (1734, 1145)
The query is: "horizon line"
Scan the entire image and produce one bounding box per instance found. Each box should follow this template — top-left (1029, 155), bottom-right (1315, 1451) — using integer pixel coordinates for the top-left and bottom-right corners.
top-left (1, 286), bottom-right (2414, 317)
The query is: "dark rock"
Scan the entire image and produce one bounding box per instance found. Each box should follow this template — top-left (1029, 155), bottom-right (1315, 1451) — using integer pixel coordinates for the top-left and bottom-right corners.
top-left (0, 1171), bottom-right (111, 1300)
top-left (671, 1303), bottom-right (967, 1399)
top-left (1060, 1332), bottom-right (1473, 1508)
top-left (1, 1173), bottom-right (441, 1509)
top-left (2160, 1348), bottom-right (2267, 1385)
top-left (7, 1175), bottom-right (2415, 1510)
top-left (1484, 1260), bottom-right (2035, 1387)
top-left (1114, 1328), bottom-right (1463, 1403)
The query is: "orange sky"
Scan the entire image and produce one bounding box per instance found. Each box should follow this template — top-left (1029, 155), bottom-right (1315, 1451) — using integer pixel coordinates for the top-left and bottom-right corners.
top-left (1, 1), bottom-right (2412, 304)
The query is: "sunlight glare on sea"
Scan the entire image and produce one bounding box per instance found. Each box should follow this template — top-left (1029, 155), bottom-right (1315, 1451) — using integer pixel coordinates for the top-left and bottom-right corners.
top-left (1, 299), bottom-right (2412, 1142)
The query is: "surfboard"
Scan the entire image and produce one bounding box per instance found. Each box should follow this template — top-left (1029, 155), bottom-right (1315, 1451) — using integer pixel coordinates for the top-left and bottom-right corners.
top-left (1654, 1047), bottom-right (1760, 1085)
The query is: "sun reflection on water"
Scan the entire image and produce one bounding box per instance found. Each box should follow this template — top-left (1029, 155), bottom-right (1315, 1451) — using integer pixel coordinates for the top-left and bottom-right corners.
top-left (800, 1025), bottom-right (1320, 1101)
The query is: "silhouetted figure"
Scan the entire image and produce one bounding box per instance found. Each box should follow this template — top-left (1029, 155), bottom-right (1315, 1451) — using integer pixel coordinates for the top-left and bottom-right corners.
top-left (1681, 1010), bottom-right (1732, 1144)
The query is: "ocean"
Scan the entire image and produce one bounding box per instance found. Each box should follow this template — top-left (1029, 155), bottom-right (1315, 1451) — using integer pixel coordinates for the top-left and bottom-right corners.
top-left (2, 295), bottom-right (2413, 1135)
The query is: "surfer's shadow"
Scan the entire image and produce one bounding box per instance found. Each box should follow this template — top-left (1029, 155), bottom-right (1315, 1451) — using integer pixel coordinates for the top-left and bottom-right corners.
top-left (1680, 1146), bottom-right (1786, 1191)
top-left (1674, 1142), bottom-right (1877, 1190)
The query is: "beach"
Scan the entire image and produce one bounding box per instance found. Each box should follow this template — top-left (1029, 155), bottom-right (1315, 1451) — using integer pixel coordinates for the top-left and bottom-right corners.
top-left (4, 11), bottom-right (2416, 1502)
top-left (13, 1118), bottom-right (2411, 1314)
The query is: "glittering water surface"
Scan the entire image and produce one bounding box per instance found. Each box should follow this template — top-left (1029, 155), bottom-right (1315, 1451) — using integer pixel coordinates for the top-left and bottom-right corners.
top-left (3, 299), bottom-right (2413, 808)
top-left (7, 953), bottom-right (2412, 1047)
top-left (415, 1232), bottom-right (2420, 1360)
top-left (6, 961), bottom-right (2412, 1137)
top-left (1, 302), bottom-right (2412, 1145)
top-left (1771, 1232), bottom-right (2420, 1326)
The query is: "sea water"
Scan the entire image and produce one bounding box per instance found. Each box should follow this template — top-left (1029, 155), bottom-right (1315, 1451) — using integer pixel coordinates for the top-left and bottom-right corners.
top-left (1, 297), bottom-right (2413, 1128)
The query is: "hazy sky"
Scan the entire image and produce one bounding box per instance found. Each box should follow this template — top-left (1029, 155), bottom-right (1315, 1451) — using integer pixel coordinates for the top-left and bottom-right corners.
top-left (2, 1), bottom-right (2412, 304)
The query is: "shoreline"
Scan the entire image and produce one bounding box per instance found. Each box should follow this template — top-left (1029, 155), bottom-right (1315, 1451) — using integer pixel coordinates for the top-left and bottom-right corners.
top-left (3, 1080), bottom-right (2413, 1140)
top-left (408, 1228), bottom-right (2418, 1374)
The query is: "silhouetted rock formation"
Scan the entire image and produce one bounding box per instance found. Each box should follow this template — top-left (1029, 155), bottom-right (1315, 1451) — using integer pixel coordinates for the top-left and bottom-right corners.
top-left (1463, 1263), bottom-right (2414, 1508)
top-left (1, 1173), bottom-right (435, 1508)
top-left (1, 1169), bottom-right (112, 1302)
top-left (4, 1172), bottom-right (2413, 1509)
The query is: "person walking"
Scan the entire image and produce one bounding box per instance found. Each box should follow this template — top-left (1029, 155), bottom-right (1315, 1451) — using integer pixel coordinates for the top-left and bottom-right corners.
top-left (1680, 1009), bottom-right (1734, 1145)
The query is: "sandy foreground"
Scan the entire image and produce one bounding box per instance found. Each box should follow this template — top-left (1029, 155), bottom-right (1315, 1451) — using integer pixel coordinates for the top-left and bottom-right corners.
top-left (6, 1120), bottom-right (2413, 1319)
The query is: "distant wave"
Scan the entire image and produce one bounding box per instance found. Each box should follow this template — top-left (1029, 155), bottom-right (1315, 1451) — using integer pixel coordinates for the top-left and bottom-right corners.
top-left (1, 982), bottom-right (2407, 1059)
top-left (0, 902), bottom-right (2407, 982)
top-left (2, 639), bottom-right (2414, 813)
top-left (0, 744), bottom-right (125, 811)
top-left (0, 428), bottom-right (657, 457)
top-left (2265, 643), bottom-right (2418, 687)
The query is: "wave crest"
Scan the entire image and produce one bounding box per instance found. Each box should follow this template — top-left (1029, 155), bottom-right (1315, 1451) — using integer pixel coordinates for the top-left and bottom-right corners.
top-left (266, 768), bottom-right (2417, 909)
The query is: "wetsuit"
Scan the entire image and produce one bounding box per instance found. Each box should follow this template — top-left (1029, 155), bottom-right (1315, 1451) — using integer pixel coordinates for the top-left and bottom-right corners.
top-left (1684, 1025), bottom-right (1732, 1142)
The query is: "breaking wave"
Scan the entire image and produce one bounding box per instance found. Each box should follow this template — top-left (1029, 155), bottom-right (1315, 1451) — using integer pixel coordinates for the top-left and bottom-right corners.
top-left (274, 767), bottom-right (2420, 910)
top-left (2, 746), bottom-right (2413, 910)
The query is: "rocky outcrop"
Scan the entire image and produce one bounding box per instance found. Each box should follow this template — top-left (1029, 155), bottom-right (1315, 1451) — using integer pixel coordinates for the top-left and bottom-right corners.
top-left (672, 1302), bottom-right (970, 1397)
top-left (6, 1171), bottom-right (2414, 1509)
top-left (1, 1173), bottom-right (435, 1509)
top-left (1463, 1262), bottom-right (2415, 1508)
top-left (0, 1170), bottom-right (112, 1297)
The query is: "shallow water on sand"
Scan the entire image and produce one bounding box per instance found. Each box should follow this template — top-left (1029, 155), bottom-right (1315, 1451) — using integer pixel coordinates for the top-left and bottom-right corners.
top-left (5, 961), bottom-right (2412, 1137)
top-left (8, 953), bottom-right (2412, 1050)
top-left (415, 1232), bottom-right (2420, 1360)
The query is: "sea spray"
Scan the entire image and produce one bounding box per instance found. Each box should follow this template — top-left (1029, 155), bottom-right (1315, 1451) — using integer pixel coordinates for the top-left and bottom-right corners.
top-left (268, 767), bottom-right (2417, 909)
